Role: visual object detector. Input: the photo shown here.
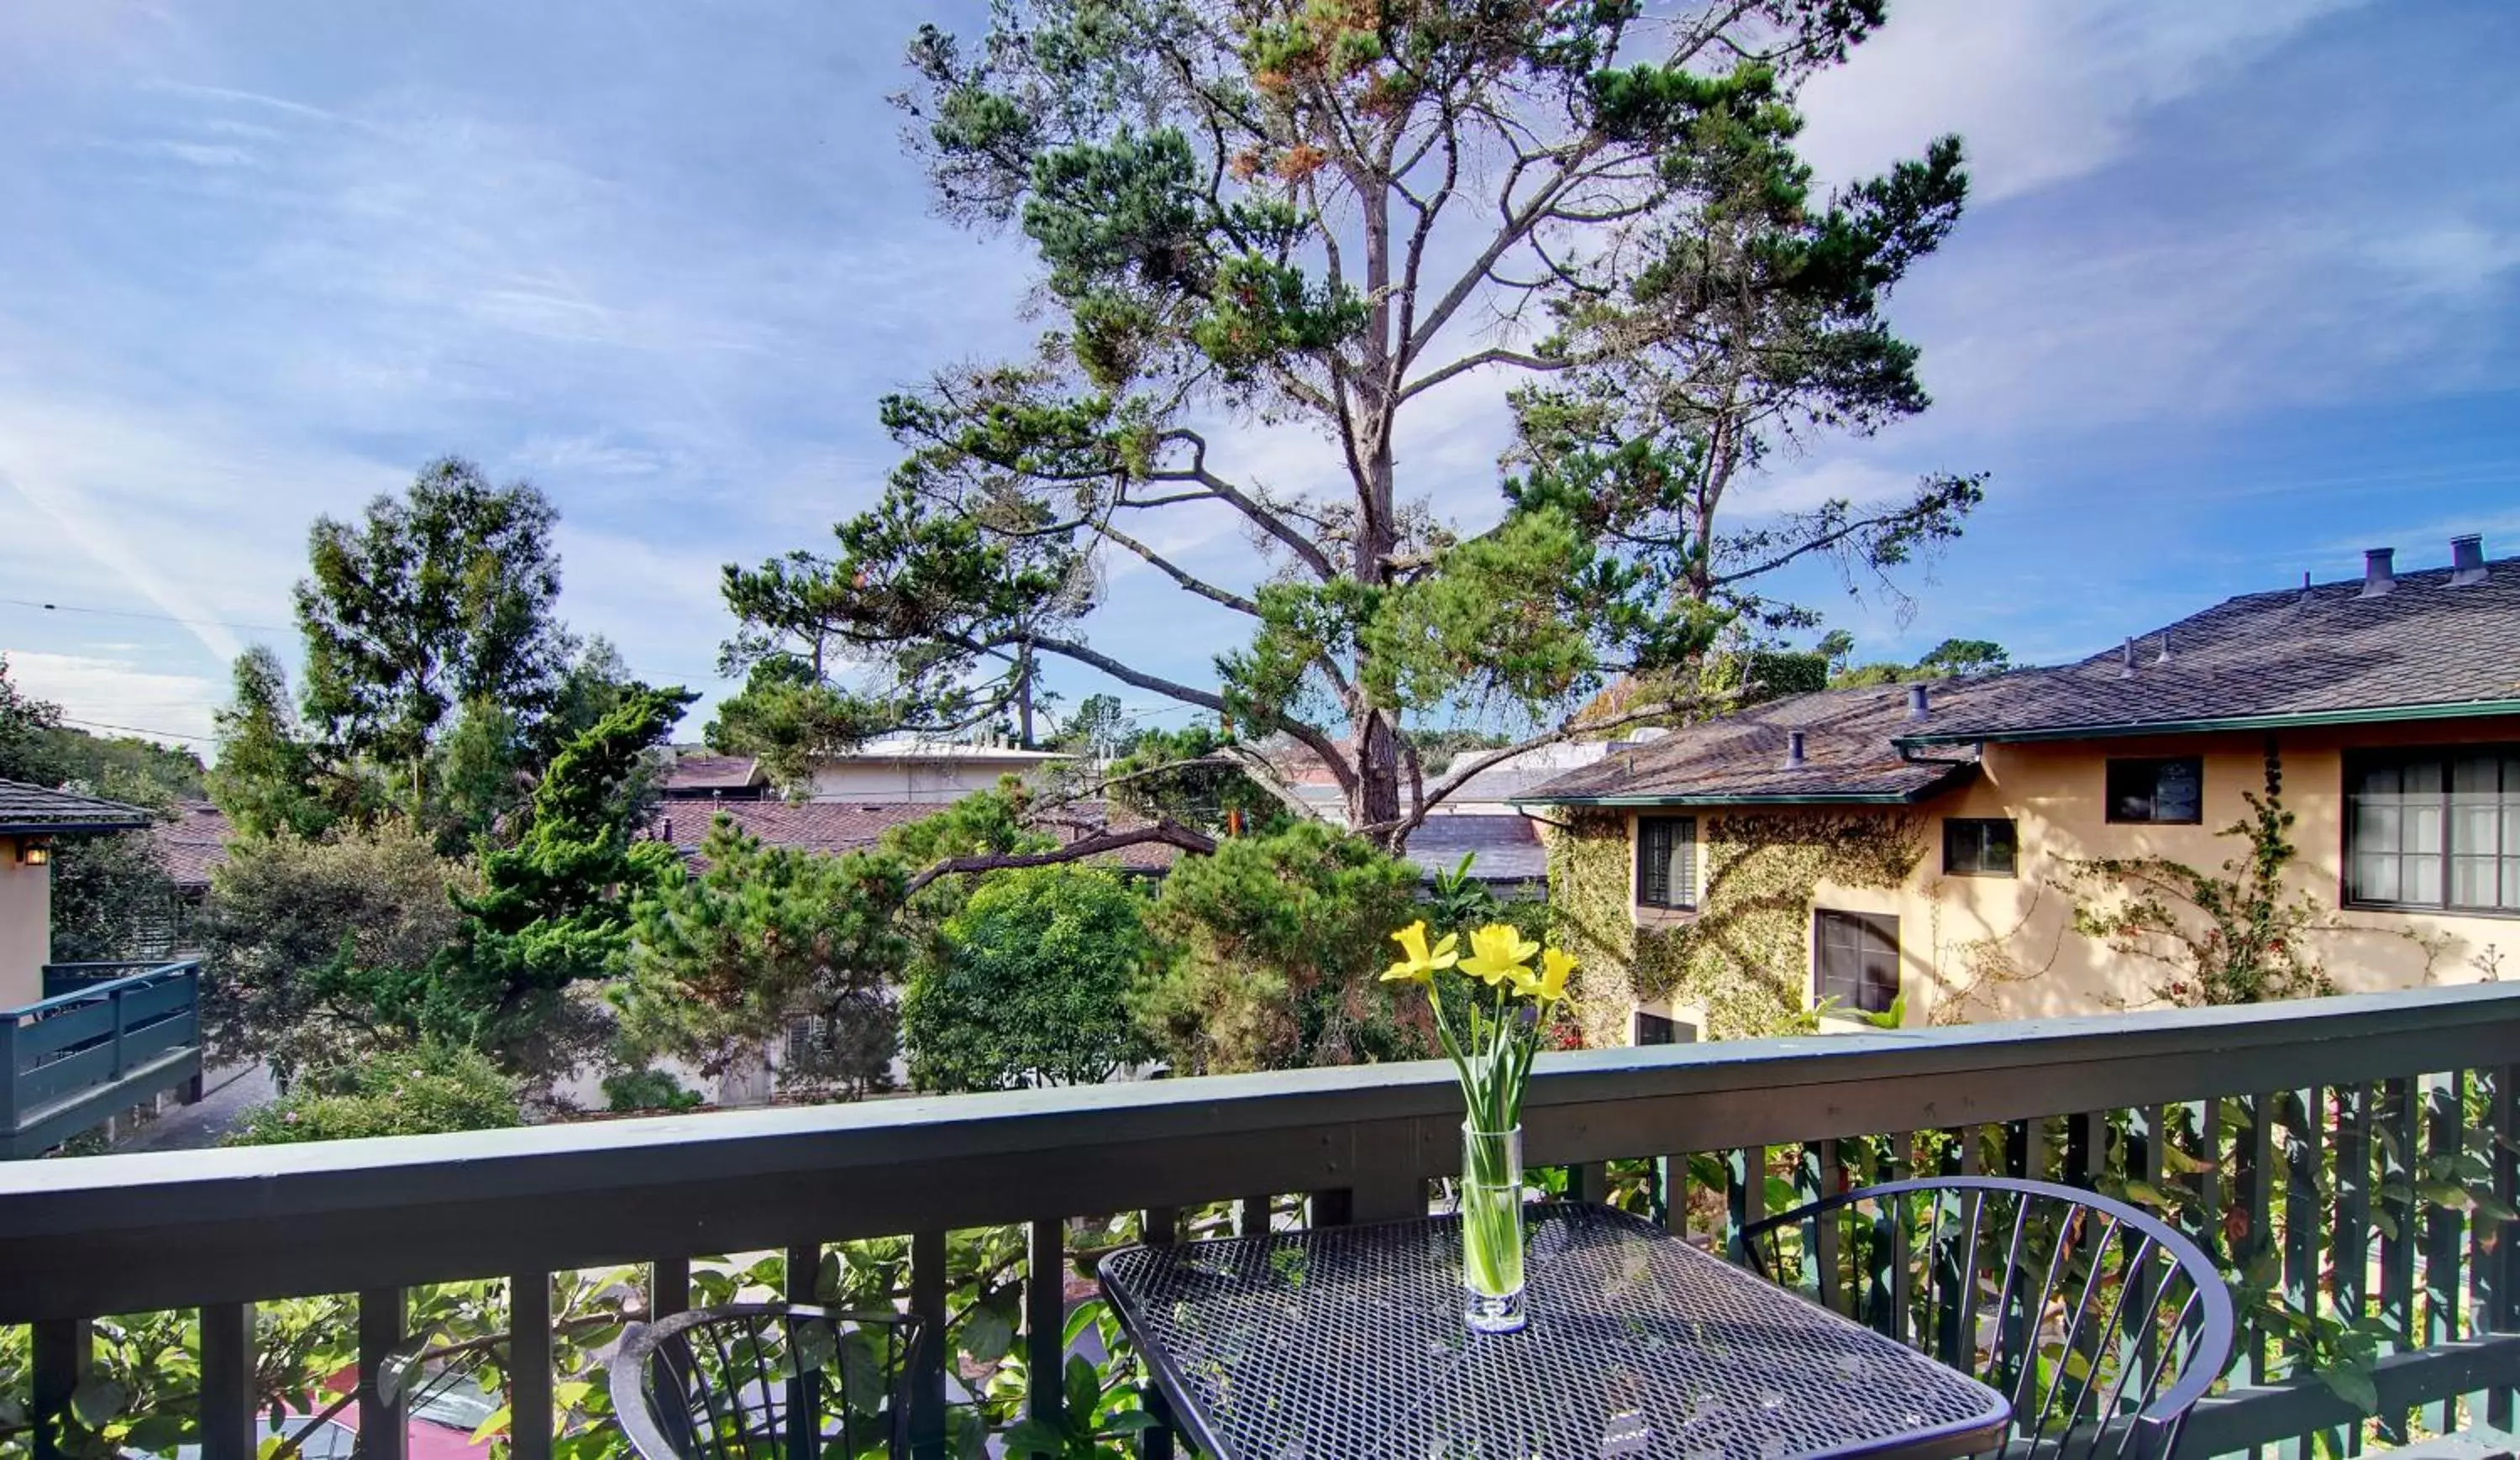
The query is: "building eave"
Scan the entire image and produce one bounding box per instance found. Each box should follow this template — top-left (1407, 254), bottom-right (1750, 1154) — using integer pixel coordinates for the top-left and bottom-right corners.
top-left (1514, 759), bottom-right (1977, 811)
top-left (1893, 697), bottom-right (2520, 748)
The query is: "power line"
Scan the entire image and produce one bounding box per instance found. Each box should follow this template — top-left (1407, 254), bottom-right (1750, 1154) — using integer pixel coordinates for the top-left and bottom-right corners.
top-left (56, 715), bottom-right (218, 746)
top-left (0, 595), bottom-right (293, 635)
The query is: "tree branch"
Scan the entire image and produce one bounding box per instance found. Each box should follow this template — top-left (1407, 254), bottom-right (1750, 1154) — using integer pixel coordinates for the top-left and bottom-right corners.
top-left (1096, 526), bottom-right (1259, 615)
top-left (1397, 346), bottom-right (1567, 402)
top-left (1369, 697), bottom-right (1709, 842)
top-left (903, 820), bottom-right (1219, 897)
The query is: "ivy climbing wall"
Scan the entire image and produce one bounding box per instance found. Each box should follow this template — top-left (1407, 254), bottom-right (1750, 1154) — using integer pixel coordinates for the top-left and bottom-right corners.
top-left (1546, 807), bottom-right (1926, 1043)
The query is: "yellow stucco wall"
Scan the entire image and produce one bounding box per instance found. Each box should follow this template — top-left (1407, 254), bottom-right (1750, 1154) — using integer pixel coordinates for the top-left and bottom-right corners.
top-left (1586, 715), bottom-right (2518, 1034)
top-left (0, 835), bottom-right (51, 1008)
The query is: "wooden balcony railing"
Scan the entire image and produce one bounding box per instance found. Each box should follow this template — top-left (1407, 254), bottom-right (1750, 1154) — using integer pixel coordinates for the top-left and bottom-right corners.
top-left (3, 961), bottom-right (202, 1158)
top-left (0, 983), bottom-right (2515, 1459)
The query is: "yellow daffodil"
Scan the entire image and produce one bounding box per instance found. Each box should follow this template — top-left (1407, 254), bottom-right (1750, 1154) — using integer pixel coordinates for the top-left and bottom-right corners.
top-left (1383, 920), bottom-right (1459, 984)
top-left (1518, 946), bottom-right (1576, 1003)
top-left (1457, 922), bottom-right (1541, 987)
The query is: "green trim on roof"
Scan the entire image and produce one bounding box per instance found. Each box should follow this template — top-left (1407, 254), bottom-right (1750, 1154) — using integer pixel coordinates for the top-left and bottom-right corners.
top-left (1894, 698), bottom-right (2520, 748)
top-left (1513, 763), bottom-right (1977, 809)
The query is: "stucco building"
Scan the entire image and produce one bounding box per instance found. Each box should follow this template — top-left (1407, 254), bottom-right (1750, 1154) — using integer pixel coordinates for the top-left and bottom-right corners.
top-left (1519, 538), bottom-right (2519, 1042)
top-left (0, 779), bottom-right (154, 1009)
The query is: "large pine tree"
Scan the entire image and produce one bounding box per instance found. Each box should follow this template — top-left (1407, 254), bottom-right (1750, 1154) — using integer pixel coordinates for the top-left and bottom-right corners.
top-left (717, 0), bottom-right (1977, 848)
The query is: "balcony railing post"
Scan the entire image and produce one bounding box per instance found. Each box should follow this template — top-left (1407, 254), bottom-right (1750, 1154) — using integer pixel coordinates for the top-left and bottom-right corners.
top-left (508, 1271), bottom-right (554, 1460)
top-left (0, 1014), bottom-right (18, 1135)
top-left (1026, 1218), bottom-right (1065, 1432)
top-left (784, 1244), bottom-right (818, 1460)
top-left (909, 1228), bottom-right (948, 1460)
top-left (108, 984), bottom-right (129, 1080)
top-left (199, 1302), bottom-right (255, 1460)
top-left (360, 1287), bottom-right (407, 1460)
top-left (30, 1317), bottom-right (90, 1460)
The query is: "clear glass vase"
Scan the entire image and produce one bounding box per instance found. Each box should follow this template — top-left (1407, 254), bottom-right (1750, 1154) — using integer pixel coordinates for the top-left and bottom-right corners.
top-left (1459, 1122), bottom-right (1526, 1333)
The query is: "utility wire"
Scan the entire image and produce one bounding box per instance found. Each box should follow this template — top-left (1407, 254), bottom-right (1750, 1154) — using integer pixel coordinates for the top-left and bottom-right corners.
top-left (0, 595), bottom-right (293, 636)
top-left (56, 715), bottom-right (218, 746)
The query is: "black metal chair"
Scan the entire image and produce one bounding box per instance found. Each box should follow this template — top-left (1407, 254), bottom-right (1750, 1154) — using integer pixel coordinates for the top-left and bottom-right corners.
top-left (607, 1303), bottom-right (921, 1460)
top-left (1740, 1176), bottom-right (2235, 1460)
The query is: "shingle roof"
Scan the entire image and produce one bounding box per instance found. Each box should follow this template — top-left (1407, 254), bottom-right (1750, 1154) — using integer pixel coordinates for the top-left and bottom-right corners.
top-left (1521, 550), bottom-right (2520, 806)
top-left (649, 799), bottom-right (1184, 873)
top-left (1517, 688), bottom-right (1983, 805)
top-left (662, 754), bottom-right (763, 793)
top-left (1901, 553), bottom-right (2520, 743)
top-left (0, 779), bottom-right (154, 833)
top-left (151, 801), bottom-right (234, 888)
top-left (1407, 815), bottom-right (1546, 885)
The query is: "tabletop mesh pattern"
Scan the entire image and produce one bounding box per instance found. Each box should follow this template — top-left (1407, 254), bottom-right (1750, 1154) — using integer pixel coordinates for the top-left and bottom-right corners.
top-left (1100, 1204), bottom-right (2009, 1460)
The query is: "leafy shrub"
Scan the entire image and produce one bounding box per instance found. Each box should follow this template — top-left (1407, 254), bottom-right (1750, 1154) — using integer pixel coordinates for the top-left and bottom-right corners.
top-left (225, 1044), bottom-right (522, 1146)
top-left (601, 1066), bottom-right (706, 1112)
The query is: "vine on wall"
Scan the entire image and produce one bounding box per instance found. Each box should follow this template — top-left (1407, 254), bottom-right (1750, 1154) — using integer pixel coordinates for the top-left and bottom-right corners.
top-left (1547, 809), bottom-right (1924, 1042)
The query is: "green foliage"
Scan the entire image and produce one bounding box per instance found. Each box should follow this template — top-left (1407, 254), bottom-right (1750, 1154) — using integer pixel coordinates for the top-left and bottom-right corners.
top-left (718, 0), bottom-right (1977, 843)
top-left (196, 820), bottom-right (476, 1081)
top-left (1700, 648), bottom-right (1830, 709)
top-left (0, 653), bottom-right (60, 784)
top-left (45, 821), bottom-right (177, 964)
top-left (1548, 809), bottom-right (1922, 1042)
top-left (294, 456), bottom-right (572, 818)
top-left (1137, 822), bottom-right (1426, 1074)
top-left (1095, 722), bottom-right (1285, 838)
top-left (2061, 745), bottom-right (2337, 1008)
top-left (206, 646), bottom-right (341, 839)
top-left (225, 1042), bottom-right (522, 1145)
top-left (435, 686), bottom-right (691, 1079)
top-left (615, 811), bottom-right (910, 1101)
top-left (905, 866), bottom-right (1157, 1092)
top-left (600, 1066), bottom-right (706, 1113)
top-left (1825, 634), bottom-right (2012, 688)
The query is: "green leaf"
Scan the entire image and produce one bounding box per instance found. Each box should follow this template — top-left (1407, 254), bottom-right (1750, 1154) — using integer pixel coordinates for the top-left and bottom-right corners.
top-left (2414, 1179), bottom-right (2472, 1210)
top-left (2318, 1362), bottom-right (2378, 1415)
top-left (2244, 1245), bottom-right (2283, 1290)
top-left (2123, 1179), bottom-right (2172, 1210)
top-left (69, 1374), bottom-right (129, 1429)
top-left (998, 1417), bottom-right (1065, 1457)
top-left (961, 1302), bottom-right (1016, 1365)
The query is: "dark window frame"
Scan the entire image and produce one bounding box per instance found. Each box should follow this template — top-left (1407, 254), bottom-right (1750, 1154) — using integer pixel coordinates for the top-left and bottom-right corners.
top-left (1813, 908), bottom-right (1901, 1016)
top-left (2106, 756), bottom-right (2206, 825)
top-left (1635, 814), bottom-right (1698, 911)
top-left (1943, 817), bottom-right (2019, 878)
top-left (2344, 744), bottom-right (2520, 919)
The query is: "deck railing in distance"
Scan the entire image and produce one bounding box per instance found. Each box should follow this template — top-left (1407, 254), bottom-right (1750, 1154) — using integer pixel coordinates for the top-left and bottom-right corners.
top-left (2, 960), bottom-right (202, 1158)
top-left (0, 982), bottom-right (2515, 1460)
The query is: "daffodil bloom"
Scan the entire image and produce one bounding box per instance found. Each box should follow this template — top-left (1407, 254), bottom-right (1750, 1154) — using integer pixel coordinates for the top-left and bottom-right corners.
top-left (1383, 920), bottom-right (1459, 984)
top-left (1523, 946), bottom-right (1576, 1003)
top-left (1457, 922), bottom-right (1541, 987)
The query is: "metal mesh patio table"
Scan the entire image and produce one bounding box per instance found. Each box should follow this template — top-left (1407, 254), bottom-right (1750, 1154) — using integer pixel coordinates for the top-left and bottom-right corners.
top-left (1098, 1201), bottom-right (2013, 1460)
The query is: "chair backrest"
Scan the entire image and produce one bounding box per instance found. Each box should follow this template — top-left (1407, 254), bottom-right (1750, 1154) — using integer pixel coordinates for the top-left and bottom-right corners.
top-left (607, 1302), bottom-right (921, 1460)
top-left (1740, 1176), bottom-right (2234, 1460)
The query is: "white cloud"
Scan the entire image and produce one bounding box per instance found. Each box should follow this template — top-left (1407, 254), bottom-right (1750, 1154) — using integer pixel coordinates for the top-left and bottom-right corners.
top-left (1796, 0), bottom-right (2365, 202)
top-left (3, 650), bottom-right (221, 748)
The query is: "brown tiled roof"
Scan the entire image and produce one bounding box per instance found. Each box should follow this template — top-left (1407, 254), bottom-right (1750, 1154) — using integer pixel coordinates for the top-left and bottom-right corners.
top-left (1523, 550), bottom-right (2520, 806)
top-left (1518, 688), bottom-right (1983, 805)
top-left (650, 799), bottom-right (1186, 874)
top-left (1407, 815), bottom-right (1546, 884)
top-left (1902, 553), bottom-right (2520, 743)
top-left (662, 754), bottom-right (763, 793)
top-left (0, 779), bottom-right (154, 833)
top-left (651, 801), bottom-right (936, 861)
top-left (152, 801), bottom-right (234, 889)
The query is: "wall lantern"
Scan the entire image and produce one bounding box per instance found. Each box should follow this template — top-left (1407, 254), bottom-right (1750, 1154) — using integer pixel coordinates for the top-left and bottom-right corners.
top-left (18, 838), bottom-right (52, 867)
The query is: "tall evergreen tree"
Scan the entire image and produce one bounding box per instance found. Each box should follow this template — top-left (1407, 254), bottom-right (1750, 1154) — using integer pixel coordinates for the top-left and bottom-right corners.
top-left (296, 456), bottom-right (570, 816)
top-left (715, 0), bottom-right (1977, 850)
top-left (206, 646), bottom-right (339, 840)
top-left (428, 685), bottom-right (691, 1077)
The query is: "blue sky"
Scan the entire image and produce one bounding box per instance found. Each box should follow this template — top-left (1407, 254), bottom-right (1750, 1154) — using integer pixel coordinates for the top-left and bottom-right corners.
top-left (2, 0), bottom-right (2516, 753)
